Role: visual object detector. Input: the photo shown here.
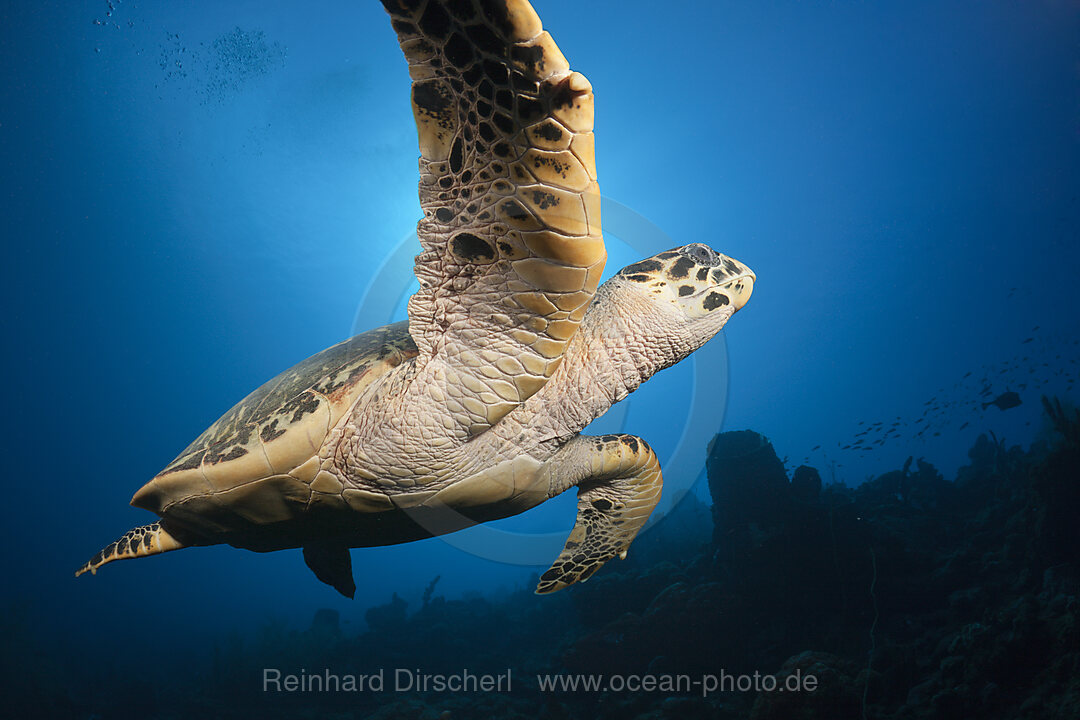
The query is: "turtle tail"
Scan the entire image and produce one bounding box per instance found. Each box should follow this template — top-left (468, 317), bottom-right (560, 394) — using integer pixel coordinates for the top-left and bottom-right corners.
top-left (75, 522), bottom-right (186, 577)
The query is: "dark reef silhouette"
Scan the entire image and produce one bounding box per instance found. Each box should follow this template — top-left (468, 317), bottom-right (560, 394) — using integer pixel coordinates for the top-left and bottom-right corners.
top-left (9, 397), bottom-right (1080, 719)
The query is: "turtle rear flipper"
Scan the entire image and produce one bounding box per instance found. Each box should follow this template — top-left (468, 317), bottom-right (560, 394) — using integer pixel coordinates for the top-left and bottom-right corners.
top-left (75, 522), bottom-right (186, 577)
top-left (302, 543), bottom-right (356, 599)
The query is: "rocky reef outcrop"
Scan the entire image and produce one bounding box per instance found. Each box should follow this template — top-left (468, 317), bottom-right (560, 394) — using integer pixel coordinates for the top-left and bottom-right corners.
top-left (20, 398), bottom-right (1080, 719)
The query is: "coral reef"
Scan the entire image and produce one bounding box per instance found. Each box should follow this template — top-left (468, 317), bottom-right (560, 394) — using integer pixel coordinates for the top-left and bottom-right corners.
top-left (11, 398), bottom-right (1080, 719)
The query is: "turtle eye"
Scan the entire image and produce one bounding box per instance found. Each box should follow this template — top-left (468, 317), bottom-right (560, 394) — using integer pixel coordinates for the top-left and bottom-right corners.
top-left (682, 243), bottom-right (715, 265)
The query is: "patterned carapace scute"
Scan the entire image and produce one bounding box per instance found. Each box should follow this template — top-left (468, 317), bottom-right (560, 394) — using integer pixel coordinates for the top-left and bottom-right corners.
top-left (137, 322), bottom-right (417, 513)
top-left (384, 0), bottom-right (605, 425)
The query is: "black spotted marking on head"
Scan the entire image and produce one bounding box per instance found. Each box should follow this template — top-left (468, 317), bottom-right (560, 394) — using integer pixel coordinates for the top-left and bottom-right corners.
top-left (703, 292), bottom-right (730, 311)
top-left (678, 285), bottom-right (695, 297)
top-left (530, 190), bottom-right (559, 209)
top-left (451, 232), bottom-right (496, 263)
top-left (448, 137), bottom-right (464, 173)
top-left (435, 207), bottom-right (454, 223)
top-left (696, 267), bottom-right (709, 281)
top-left (668, 256), bottom-right (695, 279)
top-left (600, 434), bottom-right (618, 442)
top-left (723, 258), bottom-right (741, 275)
top-left (625, 273), bottom-right (650, 282)
top-left (657, 251), bottom-right (678, 260)
top-left (710, 268), bottom-right (728, 284)
top-left (622, 436), bottom-right (639, 453)
top-left (621, 259), bottom-right (662, 275)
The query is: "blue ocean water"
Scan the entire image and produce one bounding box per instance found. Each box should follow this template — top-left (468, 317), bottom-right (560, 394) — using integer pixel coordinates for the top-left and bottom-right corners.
top-left (2, 0), bottom-right (1078, 716)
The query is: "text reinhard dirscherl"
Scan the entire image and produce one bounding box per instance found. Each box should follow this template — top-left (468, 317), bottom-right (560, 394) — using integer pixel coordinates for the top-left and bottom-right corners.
top-left (263, 668), bottom-right (511, 693)
top-left (262, 668), bottom-right (819, 697)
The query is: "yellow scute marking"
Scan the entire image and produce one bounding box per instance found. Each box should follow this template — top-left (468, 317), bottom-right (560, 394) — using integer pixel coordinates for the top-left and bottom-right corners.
top-left (215, 475), bottom-right (309, 525)
top-left (262, 401), bottom-right (329, 474)
top-left (424, 456), bottom-right (542, 511)
top-left (201, 445), bottom-right (274, 492)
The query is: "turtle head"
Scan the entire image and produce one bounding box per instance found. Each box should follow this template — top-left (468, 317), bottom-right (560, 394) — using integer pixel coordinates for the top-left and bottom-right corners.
top-left (614, 243), bottom-right (754, 346)
top-left (620, 243), bottom-right (754, 314)
top-left (563, 242), bottom-right (755, 384)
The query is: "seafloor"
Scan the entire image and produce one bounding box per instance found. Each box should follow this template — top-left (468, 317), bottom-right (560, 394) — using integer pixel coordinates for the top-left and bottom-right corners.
top-left (8, 397), bottom-right (1080, 719)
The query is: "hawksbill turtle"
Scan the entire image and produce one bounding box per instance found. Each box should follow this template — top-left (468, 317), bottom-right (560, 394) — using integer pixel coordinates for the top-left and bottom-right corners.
top-left (76, 0), bottom-right (755, 596)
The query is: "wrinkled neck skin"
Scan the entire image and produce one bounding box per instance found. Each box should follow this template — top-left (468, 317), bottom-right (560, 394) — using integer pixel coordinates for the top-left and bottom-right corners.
top-left (489, 277), bottom-right (734, 453)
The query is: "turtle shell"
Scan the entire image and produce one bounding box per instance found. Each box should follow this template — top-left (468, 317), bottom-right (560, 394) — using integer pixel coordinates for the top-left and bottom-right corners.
top-left (131, 321), bottom-right (417, 537)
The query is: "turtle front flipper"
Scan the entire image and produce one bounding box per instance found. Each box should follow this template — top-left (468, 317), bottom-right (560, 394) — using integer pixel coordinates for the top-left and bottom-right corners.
top-left (75, 522), bottom-right (187, 577)
top-left (381, 0), bottom-right (606, 433)
top-left (536, 434), bottom-right (663, 594)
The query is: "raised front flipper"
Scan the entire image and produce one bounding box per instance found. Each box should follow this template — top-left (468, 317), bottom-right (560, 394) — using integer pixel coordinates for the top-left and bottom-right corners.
top-left (381, 0), bottom-right (606, 433)
top-left (536, 434), bottom-right (663, 594)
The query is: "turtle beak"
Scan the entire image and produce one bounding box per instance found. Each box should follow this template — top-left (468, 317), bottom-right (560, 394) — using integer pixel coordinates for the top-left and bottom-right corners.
top-left (731, 271), bottom-right (754, 311)
top-left (717, 255), bottom-right (755, 311)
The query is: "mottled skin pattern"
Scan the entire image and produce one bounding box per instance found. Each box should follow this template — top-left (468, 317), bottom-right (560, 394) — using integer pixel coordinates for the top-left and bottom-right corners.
top-left (75, 1), bottom-right (756, 596)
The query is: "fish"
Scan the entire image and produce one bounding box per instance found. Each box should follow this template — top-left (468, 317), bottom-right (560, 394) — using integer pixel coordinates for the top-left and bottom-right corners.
top-left (983, 391), bottom-right (1022, 412)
